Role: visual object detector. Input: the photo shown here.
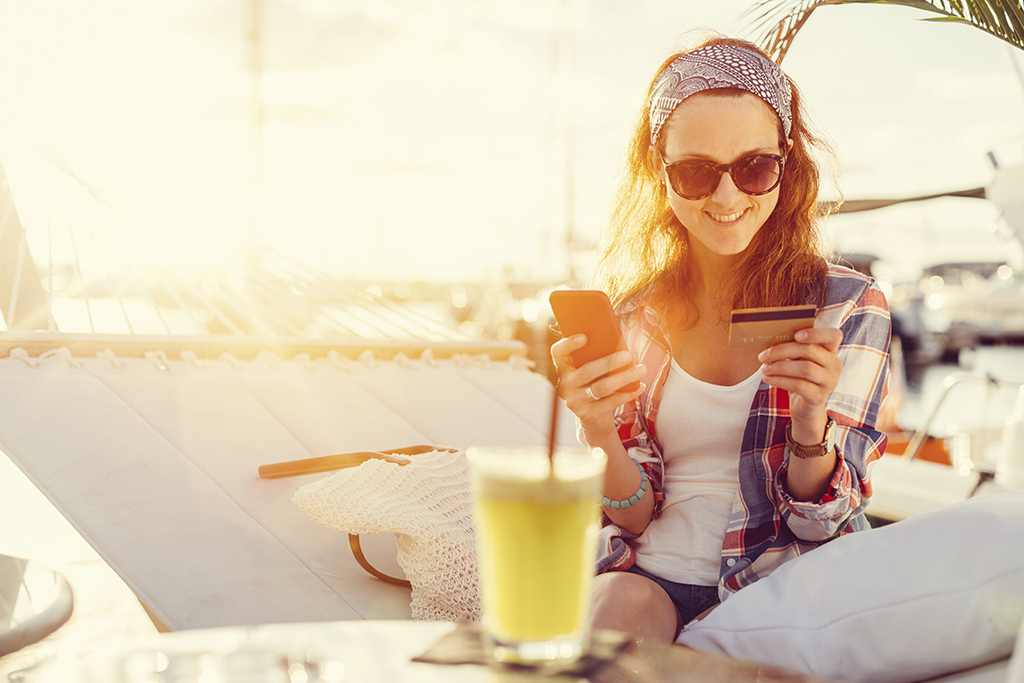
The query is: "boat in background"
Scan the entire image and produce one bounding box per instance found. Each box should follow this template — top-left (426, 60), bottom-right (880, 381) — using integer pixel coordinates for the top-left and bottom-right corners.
top-left (833, 153), bottom-right (1024, 367)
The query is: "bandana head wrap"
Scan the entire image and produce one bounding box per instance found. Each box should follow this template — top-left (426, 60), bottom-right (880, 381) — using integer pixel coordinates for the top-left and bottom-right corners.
top-left (648, 45), bottom-right (793, 146)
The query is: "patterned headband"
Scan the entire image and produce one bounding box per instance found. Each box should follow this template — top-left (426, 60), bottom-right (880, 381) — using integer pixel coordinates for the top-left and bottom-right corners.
top-left (648, 45), bottom-right (793, 146)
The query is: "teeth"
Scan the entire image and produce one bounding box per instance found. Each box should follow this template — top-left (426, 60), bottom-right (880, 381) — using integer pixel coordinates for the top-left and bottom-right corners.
top-left (710, 210), bottom-right (744, 223)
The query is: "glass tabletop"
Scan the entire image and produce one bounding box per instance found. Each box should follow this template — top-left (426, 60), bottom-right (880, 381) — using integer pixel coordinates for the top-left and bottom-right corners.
top-left (0, 554), bottom-right (74, 658)
top-left (11, 620), bottom-right (827, 683)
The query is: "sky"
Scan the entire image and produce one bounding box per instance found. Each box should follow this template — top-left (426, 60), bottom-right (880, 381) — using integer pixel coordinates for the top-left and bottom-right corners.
top-left (0, 0), bottom-right (1022, 284)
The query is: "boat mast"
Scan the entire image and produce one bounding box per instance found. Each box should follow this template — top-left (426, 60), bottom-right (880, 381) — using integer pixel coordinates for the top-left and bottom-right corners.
top-left (0, 155), bottom-right (50, 331)
top-left (246, 0), bottom-right (265, 244)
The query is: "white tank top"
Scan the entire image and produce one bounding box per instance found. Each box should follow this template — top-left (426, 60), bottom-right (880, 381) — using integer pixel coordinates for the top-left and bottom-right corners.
top-left (633, 358), bottom-right (761, 586)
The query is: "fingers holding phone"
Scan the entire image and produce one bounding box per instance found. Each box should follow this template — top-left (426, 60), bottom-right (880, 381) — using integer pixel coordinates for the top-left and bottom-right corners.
top-left (551, 334), bottom-right (645, 394)
top-left (551, 333), bottom-right (645, 432)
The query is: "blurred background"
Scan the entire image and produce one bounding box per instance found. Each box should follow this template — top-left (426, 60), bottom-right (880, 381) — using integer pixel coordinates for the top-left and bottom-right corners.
top-left (1, 0), bottom-right (1022, 385)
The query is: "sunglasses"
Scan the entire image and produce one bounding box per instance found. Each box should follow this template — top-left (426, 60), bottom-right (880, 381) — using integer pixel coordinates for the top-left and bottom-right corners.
top-left (660, 152), bottom-right (787, 200)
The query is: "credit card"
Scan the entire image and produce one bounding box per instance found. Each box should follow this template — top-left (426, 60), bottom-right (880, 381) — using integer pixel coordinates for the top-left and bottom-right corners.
top-left (728, 304), bottom-right (817, 350)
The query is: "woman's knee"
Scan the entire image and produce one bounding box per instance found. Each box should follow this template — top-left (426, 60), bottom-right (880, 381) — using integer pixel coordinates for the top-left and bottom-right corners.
top-left (593, 572), bottom-right (664, 608)
top-left (590, 572), bottom-right (680, 640)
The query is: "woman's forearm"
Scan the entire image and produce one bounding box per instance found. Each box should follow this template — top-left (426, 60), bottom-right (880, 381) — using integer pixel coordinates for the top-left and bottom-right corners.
top-left (785, 413), bottom-right (837, 502)
top-left (583, 428), bottom-right (656, 534)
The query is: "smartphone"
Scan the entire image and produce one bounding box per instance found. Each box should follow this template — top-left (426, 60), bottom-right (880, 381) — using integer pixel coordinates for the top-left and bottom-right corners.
top-left (548, 289), bottom-right (640, 393)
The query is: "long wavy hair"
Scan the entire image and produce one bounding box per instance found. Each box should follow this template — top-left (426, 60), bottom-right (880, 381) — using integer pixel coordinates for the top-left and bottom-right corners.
top-left (591, 35), bottom-right (836, 327)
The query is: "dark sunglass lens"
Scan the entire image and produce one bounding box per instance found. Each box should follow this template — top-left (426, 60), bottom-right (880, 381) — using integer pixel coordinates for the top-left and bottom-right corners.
top-left (672, 162), bottom-right (720, 198)
top-left (735, 156), bottom-right (781, 194)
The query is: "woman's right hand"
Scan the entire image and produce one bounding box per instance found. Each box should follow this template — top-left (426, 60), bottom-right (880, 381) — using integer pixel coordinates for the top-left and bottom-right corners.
top-left (550, 334), bottom-right (646, 443)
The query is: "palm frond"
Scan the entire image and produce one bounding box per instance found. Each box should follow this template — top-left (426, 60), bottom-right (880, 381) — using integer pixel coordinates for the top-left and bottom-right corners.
top-left (748, 0), bottom-right (1024, 63)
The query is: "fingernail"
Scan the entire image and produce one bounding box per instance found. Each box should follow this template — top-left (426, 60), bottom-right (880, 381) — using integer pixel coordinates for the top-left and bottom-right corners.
top-left (636, 364), bottom-right (647, 374)
top-left (616, 351), bottom-right (632, 363)
top-left (759, 363), bottom-right (769, 374)
top-left (757, 349), bottom-right (769, 362)
top-left (574, 334), bottom-right (586, 343)
top-left (795, 330), bottom-right (808, 341)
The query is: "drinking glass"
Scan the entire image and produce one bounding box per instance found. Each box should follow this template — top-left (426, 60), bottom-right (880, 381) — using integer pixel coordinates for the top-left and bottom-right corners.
top-left (466, 445), bottom-right (606, 664)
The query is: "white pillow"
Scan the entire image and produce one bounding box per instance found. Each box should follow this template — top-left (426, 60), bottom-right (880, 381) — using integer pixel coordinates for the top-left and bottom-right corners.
top-left (677, 491), bottom-right (1024, 683)
top-left (1009, 615), bottom-right (1024, 682)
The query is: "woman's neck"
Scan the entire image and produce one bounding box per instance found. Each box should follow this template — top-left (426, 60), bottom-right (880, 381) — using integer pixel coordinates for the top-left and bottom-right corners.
top-left (670, 261), bottom-right (763, 386)
top-left (687, 248), bottom-right (742, 314)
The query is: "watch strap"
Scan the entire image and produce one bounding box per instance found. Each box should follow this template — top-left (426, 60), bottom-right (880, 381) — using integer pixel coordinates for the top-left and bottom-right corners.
top-left (786, 417), bottom-right (834, 459)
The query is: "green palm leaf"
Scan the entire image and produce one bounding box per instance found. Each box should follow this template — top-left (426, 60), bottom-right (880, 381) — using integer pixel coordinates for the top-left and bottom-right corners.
top-left (749, 0), bottom-right (1024, 62)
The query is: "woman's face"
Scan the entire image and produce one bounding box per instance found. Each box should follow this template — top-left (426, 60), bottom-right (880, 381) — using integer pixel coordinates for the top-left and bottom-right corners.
top-left (658, 91), bottom-right (788, 260)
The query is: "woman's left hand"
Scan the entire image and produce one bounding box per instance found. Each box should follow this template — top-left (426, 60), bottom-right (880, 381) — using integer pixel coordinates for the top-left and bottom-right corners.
top-left (758, 327), bottom-right (843, 429)
top-left (760, 327), bottom-right (844, 502)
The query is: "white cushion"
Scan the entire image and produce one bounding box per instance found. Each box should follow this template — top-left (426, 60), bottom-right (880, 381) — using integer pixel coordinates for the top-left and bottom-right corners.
top-left (1008, 616), bottom-right (1024, 683)
top-left (677, 491), bottom-right (1024, 683)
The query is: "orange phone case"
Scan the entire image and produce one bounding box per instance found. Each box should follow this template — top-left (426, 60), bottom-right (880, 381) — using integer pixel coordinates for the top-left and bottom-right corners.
top-left (549, 289), bottom-right (640, 392)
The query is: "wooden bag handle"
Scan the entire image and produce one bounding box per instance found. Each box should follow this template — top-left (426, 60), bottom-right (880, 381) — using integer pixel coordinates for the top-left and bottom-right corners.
top-left (348, 534), bottom-right (412, 588)
top-left (258, 445), bottom-right (456, 479)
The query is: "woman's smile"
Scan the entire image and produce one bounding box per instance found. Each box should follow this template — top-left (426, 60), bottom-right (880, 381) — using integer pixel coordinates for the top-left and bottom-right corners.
top-left (707, 208), bottom-right (748, 224)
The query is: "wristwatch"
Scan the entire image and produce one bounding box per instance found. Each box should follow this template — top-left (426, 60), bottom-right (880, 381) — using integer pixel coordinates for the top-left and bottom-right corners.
top-left (786, 417), bottom-right (835, 459)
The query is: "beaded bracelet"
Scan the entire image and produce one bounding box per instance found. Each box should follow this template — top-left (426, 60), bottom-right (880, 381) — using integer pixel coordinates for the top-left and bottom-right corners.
top-left (602, 460), bottom-right (649, 510)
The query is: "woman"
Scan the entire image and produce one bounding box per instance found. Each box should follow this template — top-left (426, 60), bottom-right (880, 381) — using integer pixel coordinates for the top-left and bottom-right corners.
top-left (550, 36), bottom-right (891, 644)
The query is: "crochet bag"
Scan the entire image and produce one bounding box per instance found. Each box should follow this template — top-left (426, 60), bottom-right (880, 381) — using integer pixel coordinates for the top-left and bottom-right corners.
top-left (292, 448), bottom-right (480, 621)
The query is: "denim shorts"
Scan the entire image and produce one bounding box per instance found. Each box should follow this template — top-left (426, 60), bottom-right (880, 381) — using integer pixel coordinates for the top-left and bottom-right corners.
top-left (626, 564), bottom-right (721, 628)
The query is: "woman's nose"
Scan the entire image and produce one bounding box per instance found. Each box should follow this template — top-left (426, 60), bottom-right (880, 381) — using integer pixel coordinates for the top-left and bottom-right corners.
top-left (710, 171), bottom-right (743, 204)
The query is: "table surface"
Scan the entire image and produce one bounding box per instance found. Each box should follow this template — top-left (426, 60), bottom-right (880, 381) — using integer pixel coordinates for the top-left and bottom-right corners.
top-left (17, 620), bottom-right (827, 683)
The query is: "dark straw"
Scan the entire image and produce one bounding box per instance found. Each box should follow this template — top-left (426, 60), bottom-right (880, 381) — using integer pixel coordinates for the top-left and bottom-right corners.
top-left (547, 382), bottom-right (559, 469)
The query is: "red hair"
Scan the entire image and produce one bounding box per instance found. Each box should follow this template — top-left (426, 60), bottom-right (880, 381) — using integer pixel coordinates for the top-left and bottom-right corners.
top-left (591, 35), bottom-right (836, 325)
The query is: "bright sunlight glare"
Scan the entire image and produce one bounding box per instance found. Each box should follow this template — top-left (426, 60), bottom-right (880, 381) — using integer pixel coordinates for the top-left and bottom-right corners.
top-left (0, 1), bottom-right (1021, 285)
top-left (0, 1), bottom-right (573, 283)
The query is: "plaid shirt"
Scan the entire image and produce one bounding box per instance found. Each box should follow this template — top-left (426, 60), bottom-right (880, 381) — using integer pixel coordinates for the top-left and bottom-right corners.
top-left (596, 264), bottom-right (891, 598)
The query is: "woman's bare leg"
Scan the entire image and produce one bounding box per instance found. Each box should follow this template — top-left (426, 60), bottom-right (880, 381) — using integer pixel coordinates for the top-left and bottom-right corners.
top-left (590, 572), bottom-right (681, 644)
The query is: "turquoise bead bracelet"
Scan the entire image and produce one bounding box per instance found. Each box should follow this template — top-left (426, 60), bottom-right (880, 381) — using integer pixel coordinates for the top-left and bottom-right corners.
top-left (602, 460), bottom-right (649, 510)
